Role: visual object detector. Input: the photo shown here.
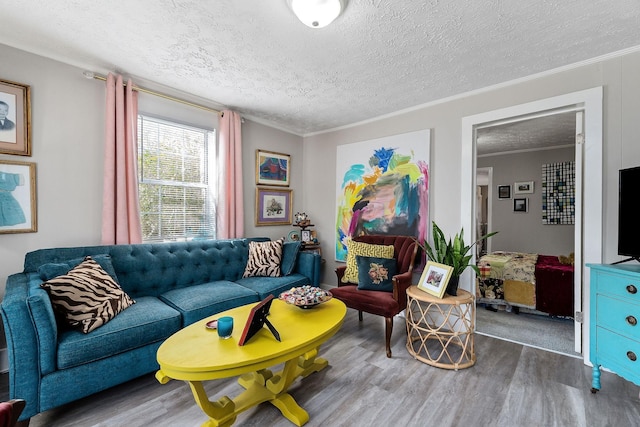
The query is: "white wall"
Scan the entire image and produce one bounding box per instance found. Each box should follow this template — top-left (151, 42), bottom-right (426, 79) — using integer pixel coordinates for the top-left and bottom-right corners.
top-left (304, 52), bottom-right (640, 287)
top-left (477, 147), bottom-right (575, 255)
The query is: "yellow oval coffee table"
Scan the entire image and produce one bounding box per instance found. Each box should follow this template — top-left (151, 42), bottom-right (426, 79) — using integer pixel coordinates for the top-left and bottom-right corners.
top-left (156, 298), bottom-right (346, 427)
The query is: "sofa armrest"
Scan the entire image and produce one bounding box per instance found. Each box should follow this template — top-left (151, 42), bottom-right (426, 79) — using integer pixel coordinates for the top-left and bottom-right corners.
top-left (1, 273), bottom-right (51, 417)
top-left (392, 270), bottom-right (413, 310)
top-left (295, 252), bottom-right (322, 287)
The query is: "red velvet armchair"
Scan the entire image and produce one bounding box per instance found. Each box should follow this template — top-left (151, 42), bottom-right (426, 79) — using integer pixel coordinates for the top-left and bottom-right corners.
top-left (332, 235), bottom-right (419, 357)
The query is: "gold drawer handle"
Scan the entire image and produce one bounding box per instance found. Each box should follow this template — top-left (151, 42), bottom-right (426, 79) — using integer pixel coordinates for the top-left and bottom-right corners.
top-left (627, 316), bottom-right (638, 326)
top-left (627, 351), bottom-right (637, 362)
top-left (627, 284), bottom-right (638, 294)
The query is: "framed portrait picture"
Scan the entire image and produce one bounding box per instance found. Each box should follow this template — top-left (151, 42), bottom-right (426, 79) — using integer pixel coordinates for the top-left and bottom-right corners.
top-left (513, 198), bottom-right (528, 212)
top-left (497, 184), bottom-right (511, 199)
top-left (255, 187), bottom-right (293, 226)
top-left (0, 159), bottom-right (37, 234)
top-left (301, 229), bottom-right (311, 242)
top-left (514, 181), bottom-right (534, 194)
top-left (417, 261), bottom-right (453, 299)
top-left (0, 79), bottom-right (31, 156)
top-left (256, 149), bottom-right (290, 187)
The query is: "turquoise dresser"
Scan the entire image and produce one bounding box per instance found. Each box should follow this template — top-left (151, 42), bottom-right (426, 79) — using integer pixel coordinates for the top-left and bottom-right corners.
top-left (588, 263), bottom-right (640, 393)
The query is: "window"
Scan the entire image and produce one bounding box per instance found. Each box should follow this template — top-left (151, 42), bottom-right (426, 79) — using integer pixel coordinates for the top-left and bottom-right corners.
top-left (137, 115), bottom-right (216, 242)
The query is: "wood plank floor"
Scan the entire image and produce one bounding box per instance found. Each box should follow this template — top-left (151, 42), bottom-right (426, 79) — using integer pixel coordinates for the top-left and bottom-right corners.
top-left (5, 308), bottom-right (640, 427)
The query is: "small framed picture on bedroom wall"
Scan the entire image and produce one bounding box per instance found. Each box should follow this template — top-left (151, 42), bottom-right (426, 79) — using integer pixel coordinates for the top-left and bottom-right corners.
top-left (497, 184), bottom-right (511, 199)
top-left (513, 198), bottom-right (528, 212)
top-left (514, 180), bottom-right (534, 194)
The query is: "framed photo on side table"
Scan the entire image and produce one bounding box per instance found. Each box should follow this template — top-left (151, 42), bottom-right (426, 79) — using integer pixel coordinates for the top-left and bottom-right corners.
top-left (0, 78), bottom-right (31, 156)
top-left (256, 149), bottom-right (290, 187)
top-left (0, 159), bottom-right (37, 234)
top-left (255, 187), bottom-right (293, 226)
top-left (417, 261), bottom-right (453, 299)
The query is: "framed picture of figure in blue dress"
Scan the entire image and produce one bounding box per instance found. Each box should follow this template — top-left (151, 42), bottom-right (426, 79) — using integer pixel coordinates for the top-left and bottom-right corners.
top-left (256, 149), bottom-right (290, 187)
top-left (0, 160), bottom-right (36, 234)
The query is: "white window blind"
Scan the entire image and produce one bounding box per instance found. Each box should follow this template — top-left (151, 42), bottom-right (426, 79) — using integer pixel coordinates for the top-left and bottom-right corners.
top-left (137, 115), bottom-right (216, 242)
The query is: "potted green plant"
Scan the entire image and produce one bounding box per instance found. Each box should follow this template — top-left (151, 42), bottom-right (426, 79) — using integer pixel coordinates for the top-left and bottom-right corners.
top-left (418, 221), bottom-right (498, 296)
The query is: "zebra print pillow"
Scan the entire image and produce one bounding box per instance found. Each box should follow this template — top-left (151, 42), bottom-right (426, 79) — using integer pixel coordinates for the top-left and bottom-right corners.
top-left (242, 238), bottom-right (285, 278)
top-left (41, 256), bottom-right (135, 333)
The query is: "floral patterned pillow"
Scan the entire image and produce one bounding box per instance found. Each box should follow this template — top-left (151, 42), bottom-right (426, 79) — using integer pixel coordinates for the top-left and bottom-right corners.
top-left (355, 255), bottom-right (397, 292)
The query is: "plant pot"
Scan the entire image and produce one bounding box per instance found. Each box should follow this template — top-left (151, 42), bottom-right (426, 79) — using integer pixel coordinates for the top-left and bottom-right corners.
top-left (446, 275), bottom-right (460, 296)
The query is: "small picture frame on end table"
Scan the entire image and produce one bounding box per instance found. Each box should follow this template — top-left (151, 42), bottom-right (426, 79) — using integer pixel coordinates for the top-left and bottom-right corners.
top-left (255, 187), bottom-right (293, 226)
top-left (0, 78), bottom-right (31, 156)
top-left (0, 159), bottom-right (37, 234)
top-left (417, 261), bottom-right (453, 299)
top-left (497, 184), bottom-right (511, 199)
top-left (301, 229), bottom-right (311, 242)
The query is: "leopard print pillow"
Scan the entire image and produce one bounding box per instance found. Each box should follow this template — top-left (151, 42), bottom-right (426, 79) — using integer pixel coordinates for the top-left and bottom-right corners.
top-left (243, 238), bottom-right (285, 278)
top-left (41, 256), bottom-right (135, 333)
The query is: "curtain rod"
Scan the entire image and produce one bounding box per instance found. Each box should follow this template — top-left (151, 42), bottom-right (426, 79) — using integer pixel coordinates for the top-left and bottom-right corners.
top-left (83, 71), bottom-right (222, 116)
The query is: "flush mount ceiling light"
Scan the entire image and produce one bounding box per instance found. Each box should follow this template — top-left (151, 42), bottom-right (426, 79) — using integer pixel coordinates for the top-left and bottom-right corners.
top-left (288, 0), bottom-right (346, 28)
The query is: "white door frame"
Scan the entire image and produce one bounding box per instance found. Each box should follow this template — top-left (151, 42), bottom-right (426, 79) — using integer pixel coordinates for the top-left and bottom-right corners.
top-left (476, 167), bottom-right (493, 254)
top-left (460, 87), bottom-right (603, 363)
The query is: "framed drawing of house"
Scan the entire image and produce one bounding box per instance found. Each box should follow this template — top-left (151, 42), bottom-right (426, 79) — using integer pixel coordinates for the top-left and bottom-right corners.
top-left (255, 188), bottom-right (293, 226)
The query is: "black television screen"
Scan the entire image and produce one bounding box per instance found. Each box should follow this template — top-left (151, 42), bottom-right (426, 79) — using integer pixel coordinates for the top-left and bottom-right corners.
top-left (618, 166), bottom-right (640, 261)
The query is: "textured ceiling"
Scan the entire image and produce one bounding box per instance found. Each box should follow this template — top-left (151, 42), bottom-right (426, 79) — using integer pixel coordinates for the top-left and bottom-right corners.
top-left (1, 1), bottom-right (639, 136)
top-left (477, 112), bottom-right (577, 156)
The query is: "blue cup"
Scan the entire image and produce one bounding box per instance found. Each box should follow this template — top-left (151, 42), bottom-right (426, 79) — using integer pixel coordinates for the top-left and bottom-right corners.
top-left (217, 316), bottom-right (233, 339)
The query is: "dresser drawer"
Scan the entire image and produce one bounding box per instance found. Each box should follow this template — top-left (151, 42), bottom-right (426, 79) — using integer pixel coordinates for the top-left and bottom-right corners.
top-left (596, 327), bottom-right (640, 382)
top-left (595, 270), bottom-right (640, 303)
top-left (597, 295), bottom-right (640, 340)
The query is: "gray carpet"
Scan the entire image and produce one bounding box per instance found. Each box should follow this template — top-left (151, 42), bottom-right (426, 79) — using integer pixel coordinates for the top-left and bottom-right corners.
top-left (475, 305), bottom-right (580, 357)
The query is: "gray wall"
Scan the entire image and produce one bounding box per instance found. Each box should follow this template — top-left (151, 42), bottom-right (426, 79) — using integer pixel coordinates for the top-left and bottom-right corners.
top-left (477, 147), bottom-right (575, 255)
top-left (303, 52), bottom-right (640, 286)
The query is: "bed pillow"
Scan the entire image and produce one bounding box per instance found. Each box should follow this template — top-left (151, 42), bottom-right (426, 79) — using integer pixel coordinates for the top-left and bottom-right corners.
top-left (356, 255), bottom-right (397, 292)
top-left (243, 238), bottom-right (285, 278)
top-left (280, 241), bottom-right (302, 276)
top-left (38, 254), bottom-right (119, 283)
top-left (40, 256), bottom-right (135, 333)
top-left (342, 239), bottom-right (395, 284)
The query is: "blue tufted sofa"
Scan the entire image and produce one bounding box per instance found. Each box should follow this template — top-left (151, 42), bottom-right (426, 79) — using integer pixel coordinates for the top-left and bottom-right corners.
top-left (1, 238), bottom-right (321, 422)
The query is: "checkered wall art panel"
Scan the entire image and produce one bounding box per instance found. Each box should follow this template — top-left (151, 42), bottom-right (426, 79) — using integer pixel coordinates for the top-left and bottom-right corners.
top-left (541, 161), bottom-right (575, 225)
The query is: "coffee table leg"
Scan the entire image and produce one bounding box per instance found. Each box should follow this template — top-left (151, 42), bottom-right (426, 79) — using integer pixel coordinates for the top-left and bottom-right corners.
top-left (159, 348), bottom-right (329, 427)
top-left (188, 381), bottom-right (237, 427)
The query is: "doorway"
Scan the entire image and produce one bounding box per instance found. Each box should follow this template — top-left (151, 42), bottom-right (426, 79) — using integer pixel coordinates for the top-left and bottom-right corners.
top-left (474, 114), bottom-right (577, 355)
top-left (460, 87), bottom-right (603, 363)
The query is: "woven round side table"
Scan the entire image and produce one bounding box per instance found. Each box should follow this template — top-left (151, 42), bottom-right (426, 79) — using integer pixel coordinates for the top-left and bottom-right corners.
top-left (406, 285), bottom-right (475, 370)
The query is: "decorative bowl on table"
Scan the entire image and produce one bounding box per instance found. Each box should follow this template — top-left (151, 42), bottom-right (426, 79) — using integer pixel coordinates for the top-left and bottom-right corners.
top-left (279, 285), bottom-right (332, 309)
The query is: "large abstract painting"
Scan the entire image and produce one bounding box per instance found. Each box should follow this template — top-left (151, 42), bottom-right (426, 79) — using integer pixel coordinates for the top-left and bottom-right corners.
top-left (335, 130), bottom-right (430, 261)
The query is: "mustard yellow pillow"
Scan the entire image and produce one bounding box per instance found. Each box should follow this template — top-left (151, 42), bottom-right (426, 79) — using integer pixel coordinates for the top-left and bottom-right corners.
top-left (342, 239), bottom-right (394, 284)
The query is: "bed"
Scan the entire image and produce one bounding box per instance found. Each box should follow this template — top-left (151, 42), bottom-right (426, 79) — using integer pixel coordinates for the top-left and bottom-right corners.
top-left (476, 251), bottom-right (574, 317)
